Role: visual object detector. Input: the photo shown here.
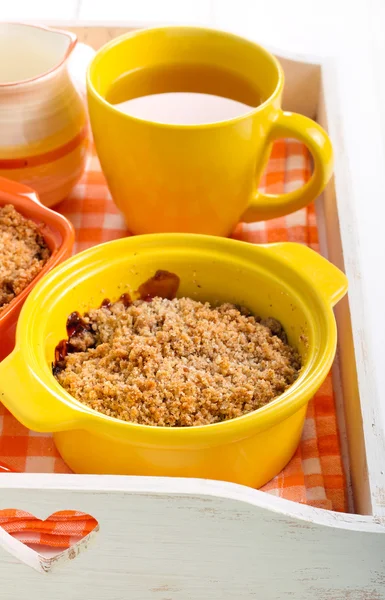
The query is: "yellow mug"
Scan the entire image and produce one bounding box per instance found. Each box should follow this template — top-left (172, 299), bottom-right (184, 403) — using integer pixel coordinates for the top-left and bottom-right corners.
top-left (87, 27), bottom-right (333, 236)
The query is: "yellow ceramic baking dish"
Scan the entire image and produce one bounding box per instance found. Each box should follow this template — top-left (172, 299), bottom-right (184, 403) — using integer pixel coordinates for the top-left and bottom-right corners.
top-left (0, 235), bottom-right (347, 487)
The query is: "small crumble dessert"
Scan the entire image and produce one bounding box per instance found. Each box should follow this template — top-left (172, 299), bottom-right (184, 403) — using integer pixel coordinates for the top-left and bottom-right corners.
top-left (0, 204), bottom-right (51, 312)
top-left (53, 274), bottom-right (301, 427)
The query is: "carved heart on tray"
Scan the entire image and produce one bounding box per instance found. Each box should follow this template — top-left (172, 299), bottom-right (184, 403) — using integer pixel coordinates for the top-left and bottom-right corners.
top-left (0, 461), bottom-right (99, 571)
top-left (0, 507), bottom-right (99, 573)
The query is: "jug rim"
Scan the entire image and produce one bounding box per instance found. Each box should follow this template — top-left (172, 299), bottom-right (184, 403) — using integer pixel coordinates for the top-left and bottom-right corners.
top-left (0, 22), bottom-right (77, 87)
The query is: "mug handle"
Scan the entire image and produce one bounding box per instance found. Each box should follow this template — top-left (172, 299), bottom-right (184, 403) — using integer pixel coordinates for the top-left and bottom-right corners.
top-left (241, 111), bottom-right (333, 222)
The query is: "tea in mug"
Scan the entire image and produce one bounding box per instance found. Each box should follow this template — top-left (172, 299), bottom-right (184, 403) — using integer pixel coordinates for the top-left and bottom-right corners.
top-left (106, 63), bottom-right (262, 125)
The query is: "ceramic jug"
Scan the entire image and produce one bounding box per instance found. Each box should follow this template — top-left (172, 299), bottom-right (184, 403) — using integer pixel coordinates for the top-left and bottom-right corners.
top-left (0, 23), bottom-right (94, 207)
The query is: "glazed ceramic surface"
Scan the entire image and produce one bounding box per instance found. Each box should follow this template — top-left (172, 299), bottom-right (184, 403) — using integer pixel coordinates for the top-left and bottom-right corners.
top-left (0, 235), bottom-right (347, 486)
top-left (0, 177), bottom-right (74, 361)
top-left (0, 23), bottom-right (94, 207)
top-left (88, 27), bottom-right (333, 235)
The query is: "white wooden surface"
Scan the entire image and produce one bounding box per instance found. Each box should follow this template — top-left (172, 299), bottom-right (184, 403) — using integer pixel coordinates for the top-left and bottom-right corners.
top-left (58, 25), bottom-right (385, 519)
top-left (319, 55), bottom-right (385, 518)
top-left (1, 475), bottom-right (385, 599)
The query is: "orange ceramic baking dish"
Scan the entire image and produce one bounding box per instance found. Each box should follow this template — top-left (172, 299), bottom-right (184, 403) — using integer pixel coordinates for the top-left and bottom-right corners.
top-left (0, 177), bottom-right (74, 361)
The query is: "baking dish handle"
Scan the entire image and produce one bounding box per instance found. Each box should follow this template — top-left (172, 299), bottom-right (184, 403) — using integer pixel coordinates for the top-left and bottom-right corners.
top-left (263, 242), bottom-right (348, 306)
top-left (0, 177), bottom-right (42, 204)
top-left (0, 350), bottom-right (89, 433)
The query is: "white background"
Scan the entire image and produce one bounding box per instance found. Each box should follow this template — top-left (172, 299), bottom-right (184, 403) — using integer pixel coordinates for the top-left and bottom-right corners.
top-left (0, 0), bottom-right (380, 56)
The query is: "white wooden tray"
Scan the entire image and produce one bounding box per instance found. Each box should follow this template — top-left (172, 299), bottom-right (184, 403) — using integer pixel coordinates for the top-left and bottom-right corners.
top-left (1, 25), bottom-right (385, 600)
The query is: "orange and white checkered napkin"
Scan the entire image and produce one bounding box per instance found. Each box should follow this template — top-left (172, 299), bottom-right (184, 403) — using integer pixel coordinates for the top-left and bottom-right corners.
top-left (0, 510), bottom-right (97, 549)
top-left (0, 140), bottom-right (347, 549)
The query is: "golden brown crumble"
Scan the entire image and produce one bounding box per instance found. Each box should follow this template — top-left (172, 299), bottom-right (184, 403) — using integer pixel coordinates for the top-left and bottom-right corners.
top-left (0, 204), bottom-right (51, 312)
top-left (54, 296), bottom-right (301, 427)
